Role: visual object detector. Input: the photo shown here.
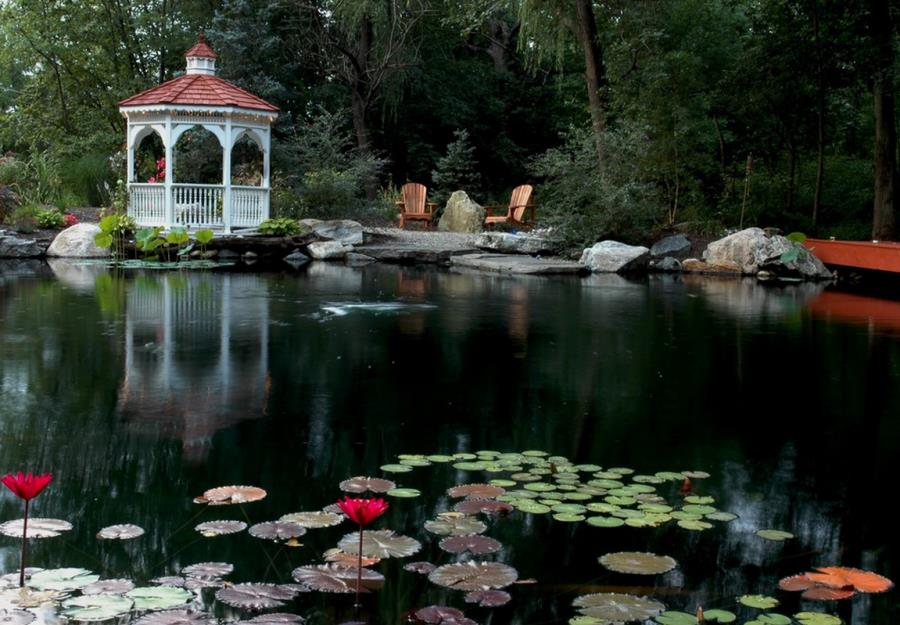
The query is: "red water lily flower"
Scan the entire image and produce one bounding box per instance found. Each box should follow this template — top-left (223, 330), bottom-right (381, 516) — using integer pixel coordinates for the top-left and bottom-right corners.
top-left (1, 472), bottom-right (53, 501)
top-left (337, 496), bottom-right (389, 526)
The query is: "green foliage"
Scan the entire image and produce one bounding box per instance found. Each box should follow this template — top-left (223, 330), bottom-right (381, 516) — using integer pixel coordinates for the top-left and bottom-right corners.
top-left (195, 229), bottom-right (214, 245)
top-left (258, 218), bottom-right (302, 237)
top-left (135, 227), bottom-right (165, 257)
top-left (61, 154), bottom-right (113, 206)
top-left (431, 129), bottom-right (482, 205)
top-left (7, 204), bottom-right (38, 233)
top-left (94, 213), bottom-right (136, 258)
top-left (35, 208), bottom-right (66, 229)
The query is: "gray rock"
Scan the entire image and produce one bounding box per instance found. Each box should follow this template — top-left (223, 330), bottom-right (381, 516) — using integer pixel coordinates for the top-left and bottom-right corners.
top-left (217, 249), bottom-right (240, 259)
top-left (45, 223), bottom-right (108, 258)
top-left (702, 227), bottom-right (769, 273)
top-left (438, 191), bottom-right (485, 233)
top-left (242, 251), bottom-right (258, 259)
top-left (201, 250), bottom-right (219, 260)
top-left (345, 252), bottom-right (377, 266)
top-left (703, 227), bottom-right (832, 279)
top-left (757, 234), bottom-right (832, 279)
top-left (649, 256), bottom-right (682, 272)
top-left (299, 218), bottom-right (323, 229)
top-left (307, 240), bottom-right (352, 260)
top-left (579, 240), bottom-right (650, 273)
top-left (284, 250), bottom-right (310, 263)
top-left (0, 230), bottom-right (43, 258)
top-left (475, 232), bottom-right (552, 255)
top-left (682, 258), bottom-right (742, 274)
top-left (650, 233), bottom-right (691, 259)
top-left (450, 253), bottom-right (586, 275)
top-left (312, 219), bottom-right (364, 245)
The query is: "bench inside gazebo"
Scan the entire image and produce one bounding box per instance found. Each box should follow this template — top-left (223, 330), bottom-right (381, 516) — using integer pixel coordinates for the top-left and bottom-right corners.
top-left (119, 35), bottom-right (279, 233)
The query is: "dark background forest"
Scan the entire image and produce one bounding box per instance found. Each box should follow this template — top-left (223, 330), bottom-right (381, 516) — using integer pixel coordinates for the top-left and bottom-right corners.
top-left (0, 0), bottom-right (897, 250)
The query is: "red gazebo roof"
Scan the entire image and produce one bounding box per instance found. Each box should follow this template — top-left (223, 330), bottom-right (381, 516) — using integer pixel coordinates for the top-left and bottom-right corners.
top-left (184, 34), bottom-right (218, 59)
top-left (119, 74), bottom-right (279, 112)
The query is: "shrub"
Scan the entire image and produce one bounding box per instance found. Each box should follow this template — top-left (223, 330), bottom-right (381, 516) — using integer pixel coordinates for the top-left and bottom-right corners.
top-left (431, 129), bottom-right (482, 206)
top-left (8, 205), bottom-right (38, 233)
top-left (61, 153), bottom-right (113, 206)
top-left (257, 218), bottom-right (302, 236)
top-left (35, 208), bottom-right (66, 229)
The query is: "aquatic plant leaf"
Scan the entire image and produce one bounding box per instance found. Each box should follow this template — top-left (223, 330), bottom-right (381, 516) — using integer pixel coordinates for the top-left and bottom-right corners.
top-left (439, 535), bottom-right (502, 555)
top-left (322, 548), bottom-right (381, 568)
top-left (552, 503), bottom-right (587, 514)
top-left (756, 529), bottom-right (793, 541)
top-left (552, 513), bottom-right (585, 522)
top-left (380, 464), bottom-right (413, 473)
top-left (514, 501), bottom-right (551, 514)
top-left (572, 593), bottom-right (666, 622)
top-left (249, 522), bottom-right (307, 543)
top-left (403, 562), bottom-right (436, 575)
top-left (633, 475), bottom-right (665, 484)
top-left (399, 458), bottom-right (431, 467)
top-left (82, 579), bottom-right (136, 595)
top-left (196, 485), bottom-right (266, 505)
top-left (604, 496), bottom-right (636, 506)
top-left (684, 496), bottom-right (715, 504)
top-left (801, 587), bottom-right (855, 601)
top-left (703, 609), bottom-right (736, 623)
top-left (424, 515), bottom-right (487, 536)
top-left (655, 472), bottom-right (685, 481)
top-left (278, 512), bottom-right (343, 528)
top-left (681, 471), bottom-right (710, 479)
top-left (0, 610), bottom-right (35, 625)
top-left (568, 617), bottom-right (606, 625)
top-left (428, 561), bottom-right (518, 591)
top-left (29, 568), bottom-right (100, 591)
top-left (426, 455), bottom-right (454, 463)
top-left (245, 613), bottom-right (305, 625)
top-left (453, 453), bottom-right (478, 460)
top-left (779, 575), bottom-right (816, 591)
top-left (599, 552), bottom-right (677, 575)
top-left (127, 586), bottom-right (192, 611)
top-left (705, 512), bottom-right (738, 522)
top-left (291, 564), bottom-right (382, 593)
top-left (338, 477), bottom-right (396, 494)
top-left (793, 612), bottom-right (841, 625)
top-left (738, 595), bottom-right (779, 609)
top-left (1, 518), bottom-right (73, 538)
top-left (195, 520), bottom-right (247, 537)
top-left (677, 519), bottom-right (712, 531)
top-left (215, 584), bottom-right (296, 609)
top-left (97, 524), bottom-right (145, 540)
top-left (1, 588), bottom-right (61, 609)
top-left (654, 611), bottom-right (697, 625)
top-left (489, 479), bottom-right (516, 487)
top-left (454, 499), bottom-right (513, 515)
top-left (182, 562), bottom-right (233, 579)
top-left (61, 594), bottom-right (134, 621)
top-left (805, 573), bottom-right (852, 589)
top-left (464, 590), bottom-right (511, 607)
top-left (814, 567), bottom-right (894, 593)
top-left (150, 577), bottom-right (186, 587)
top-left (387, 488), bottom-right (421, 498)
top-left (521, 450), bottom-right (548, 457)
top-left (681, 505), bottom-right (716, 515)
top-left (448, 484), bottom-right (506, 498)
top-left (523, 483), bottom-right (556, 492)
top-left (338, 529), bottom-right (422, 558)
top-left (135, 610), bottom-right (217, 625)
top-left (413, 606), bottom-right (467, 624)
top-left (750, 614), bottom-right (791, 625)
top-left (510, 472), bottom-right (541, 482)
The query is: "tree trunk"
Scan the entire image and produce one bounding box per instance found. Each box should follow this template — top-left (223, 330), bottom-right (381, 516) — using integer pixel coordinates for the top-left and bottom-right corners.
top-left (811, 1), bottom-right (824, 226)
top-left (871, 0), bottom-right (897, 240)
top-left (572, 0), bottom-right (606, 170)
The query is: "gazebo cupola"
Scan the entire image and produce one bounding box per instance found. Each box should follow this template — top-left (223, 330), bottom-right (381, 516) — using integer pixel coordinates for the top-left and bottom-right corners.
top-left (119, 34), bottom-right (279, 233)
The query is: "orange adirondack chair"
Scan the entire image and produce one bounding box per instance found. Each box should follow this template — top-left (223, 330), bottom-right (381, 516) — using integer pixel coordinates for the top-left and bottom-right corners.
top-left (483, 184), bottom-right (536, 229)
top-left (396, 183), bottom-right (437, 229)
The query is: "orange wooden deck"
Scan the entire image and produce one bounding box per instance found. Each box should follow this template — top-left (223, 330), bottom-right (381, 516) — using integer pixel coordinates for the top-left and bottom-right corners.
top-left (804, 238), bottom-right (900, 274)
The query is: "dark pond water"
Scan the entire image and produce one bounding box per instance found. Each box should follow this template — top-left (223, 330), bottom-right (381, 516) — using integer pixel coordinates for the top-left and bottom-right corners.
top-left (0, 260), bottom-right (898, 625)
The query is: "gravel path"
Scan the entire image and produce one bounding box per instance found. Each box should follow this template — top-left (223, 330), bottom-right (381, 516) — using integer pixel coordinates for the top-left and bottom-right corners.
top-left (362, 226), bottom-right (480, 250)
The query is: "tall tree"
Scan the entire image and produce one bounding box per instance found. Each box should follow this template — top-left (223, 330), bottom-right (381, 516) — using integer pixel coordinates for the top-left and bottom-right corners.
top-left (870, 0), bottom-right (897, 240)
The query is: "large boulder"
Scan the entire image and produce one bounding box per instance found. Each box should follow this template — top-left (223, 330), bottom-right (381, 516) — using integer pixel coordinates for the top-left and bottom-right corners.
top-left (46, 223), bottom-right (109, 258)
top-left (703, 227), bottom-right (831, 279)
top-left (0, 230), bottom-right (43, 258)
top-left (649, 256), bottom-right (682, 272)
top-left (311, 219), bottom-right (363, 245)
top-left (438, 191), bottom-right (485, 233)
top-left (579, 240), bottom-right (649, 273)
top-left (475, 232), bottom-right (552, 255)
top-left (307, 240), bottom-right (352, 260)
top-left (650, 233), bottom-right (691, 259)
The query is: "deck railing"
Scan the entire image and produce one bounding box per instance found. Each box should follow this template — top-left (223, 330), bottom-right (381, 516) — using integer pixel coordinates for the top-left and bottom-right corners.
top-left (127, 183), bottom-right (269, 232)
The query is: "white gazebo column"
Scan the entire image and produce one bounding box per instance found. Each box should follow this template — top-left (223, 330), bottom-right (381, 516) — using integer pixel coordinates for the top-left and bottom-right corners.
top-left (164, 119), bottom-right (174, 228)
top-left (223, 118), bottom-right (233, 233)
top-left (262, 127), bottom-right (271, 221)
top-left (126, 121), bottom-right (134, 183)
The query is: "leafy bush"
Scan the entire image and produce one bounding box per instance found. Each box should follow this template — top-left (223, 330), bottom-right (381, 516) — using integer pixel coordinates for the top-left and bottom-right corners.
top-left (8, 205), bottom-right (38, 233)
top-left (94, 213), bottom-right (136, 257)
top-left (35, 208), bottom-right (66, 229)
top-left (431, 129), bottom-right (482, 205)
top-left (257, 218), bottom-right (302, 236)
top-left (0, 152), bottom-right (65, 208)
top-left (61, 153), bottom-right (113, 206)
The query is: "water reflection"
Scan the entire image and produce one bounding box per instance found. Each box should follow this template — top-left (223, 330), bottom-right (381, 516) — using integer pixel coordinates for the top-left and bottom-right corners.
top-left (807, 289), bottom-right (900, 334)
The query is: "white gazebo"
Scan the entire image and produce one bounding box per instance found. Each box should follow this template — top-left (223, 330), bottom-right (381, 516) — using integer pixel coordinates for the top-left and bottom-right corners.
top-left (119, 35), bottom-right (279, 233)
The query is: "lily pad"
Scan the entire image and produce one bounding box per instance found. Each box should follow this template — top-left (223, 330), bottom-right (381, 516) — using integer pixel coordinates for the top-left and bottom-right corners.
top-left (454, 499), bottom-right (513, 515)
top-left (97, 524), bottom-right (145, 540)
top-left (801, 587), bottom-right (855, 601)
top-left (428, 561), bottom-right (518, 591)
top-left (127, 586), bottom-right (193, 611)
top-left (552, 513), bottom-right (585, 522)
top-left (278, 512), bottom-right (343, 528)
top-left (135, 611), bottom-right (218, 625)
top-left (215, 584), bottom-right (296, 610)
top-left (0, 611), bottom-right (35, 625)
top-left (82, 579), bottom-right (136, 595)
top-left (738, 595), bottom-right (779, 609)
top-left (195, 485), bottom-right (266, 505)
top-left (338, 529), bottom-right (421, 558)
top-left (249, 521), bottom-right (307, 543)
top-left (61, 594), bottom-right (135, 621)
top-left (414, 607), bottom-right (471, 624)
top-left (195, 520), bottom-right (247, 537)
top-left (599, 552), bottom-right (677, 575)
top-left (403, 562), bottom-right (437, 575)
top-left (150, 577), bottom-right (186, 587)
top-left (756, 529), bottom-right (793, 541)
top-left (793, 613), bottom-right (841, 625)
top-left (379, 464), bottom-right (412, 473)
top-left (291, 564), bottom-right (382, 593)
top-left (747, 614), bottom-right (792, 625)
top-left (705, 511), bottom-right (738, 522)
top-left (814, 566), bottom-right (894, 593)
top-left (322, 548), bottom-right (380, 569)
top-left (464, 589), bottom-right (511, 607)
top-left (514, 501), bottom-right (551, 514)
top-left (447, 483), bottom-right (506, 498)
top-left (677, 519), bottom-right (713, 531)
top-left (438, 535), bottom-right (502, 555)
top-left (654, 612), bottom-right (697, 625)
top-left (572, 593), bottom-right (666, 622)
top-left (703, 609), bottom-right (736, 623)
top-left (0, 518), bottom-right (73, 538)
top-left (424, 515), bottom-right (487, 536)
top-left (338, 477), bottom-right (396, 494)
top-left (182, 562), bottom-right (233, 579)
top-left (245, 614), bottom-right (305, 625)
top-left (386, 488), bottom-right (421, 498)
top-left (29, 568), bottom-right (100, 591)
top-left (586, 516), bottom-right (625, 528)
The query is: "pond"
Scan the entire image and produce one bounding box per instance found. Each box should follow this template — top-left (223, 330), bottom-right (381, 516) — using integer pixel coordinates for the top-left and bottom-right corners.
top-left (0, 260), bottom-right (897, 625)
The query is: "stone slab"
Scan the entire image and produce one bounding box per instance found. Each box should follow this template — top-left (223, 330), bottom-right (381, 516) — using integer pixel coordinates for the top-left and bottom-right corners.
top-left (450, 253), bottom-right (586, 275)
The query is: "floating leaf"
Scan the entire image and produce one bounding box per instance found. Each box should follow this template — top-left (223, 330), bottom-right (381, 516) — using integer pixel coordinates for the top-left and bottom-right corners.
top-left (0, 611), bottom-right (35, 625)
top-left (1, 518), bottom-right (73, 539)
top-left (439, 535), bottom-right (502, 555)
top-left (426, 455), bottom-right (454, 463)
top-left (291, 564), bottom-right (382, 593)
top-left (454, 499), bottom-right (513, 515)
top-left (654, 611), bottom-right (697, 625)
top-left (182, 563), bottom-right (233, 579)
top-left (572, 593), bottom-right (666, 622)
top-left (196, 485), bottom-right (266, 505)
top-left (814, 567), bottom-right (894, 593)
top-left (387, 488), bottom-right (421, 498)
top-left (586, 516), bottom-right (625, 528)
top-left (424, 516), bottom-right (487, 536)
top-left (599, 552), bottom-right (677, 575)
top-left (801, 587), bottom-right (855, 601)
top-left (215, 584), bottom-right (296, 610)
top-left (703, 610), bottom-right (736, 623)
top-left (523, 483), bottom-right (556, 492)
top-left (338, 477), bottom-right (396, 494)
top-left (779, 575), bottom-right (816, 591)
top-left (756, 529), bottom-right (793, 541)
top-left (61, 594), bottom-right (134, 621)
top-left (677, 519), bottom-right (712, 531)
top-left (404, 562), bottom-right (436, 575)
top-left (429, 562), bottom-right (518, 591)
top-left (379, 464), bottom-right (412, 473)
top-left (150, 577), bottom-right (186, 588)
top-left (553, 513), bottom-right (585, 522)
top-left (82, 579), bottom-right (136, 595)
top-left (447, 484), bottom-right (506, 499)
top-left (514, 501), bottom-right (551, 514)
top-left (97, 524), bottom-right (145, 540)
top-left (338, 529), bottom-right (421, 558)
top-left (323, 548), bottom-right (381, 568)
top-left (245, 613), bottom-right (305, 625)
top-left (414, 607), bottom-right (470, 625)
top-left (464, 590), bottom-right (511, 607)
top-left (249, 522), bottom-right (307, 543)
top-left (738, 595), bottom-right (779, 609)
top-left (705, 512), bottom-right (738, 522)
top-left (489, 479), bottom-right (516, 488)
top-left (684, 496), bottom-right (714, 504)
top-left (681, 471), bottom-right (710, 478)
top-left (748, 615), bottom-right (792, 625)
top-left (29, 568), bottom-right (100, 591)
top-left (793, 613), bottom-right (841, 625)
top-left (805, 573), bottom-right (852, 589)
top-left (127, 586), bottom-right (193, 611)
top-left (278, 512), bottom-right (343, 528)
top-left (135, 610), bottom-right (217, 625)
top-left (195, 520), bottom-right (247, 537)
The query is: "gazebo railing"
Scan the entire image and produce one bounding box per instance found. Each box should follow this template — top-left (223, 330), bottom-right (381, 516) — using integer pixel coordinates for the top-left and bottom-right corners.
top-left (174, 184), bottom-right (223, 227)
top-left (130, 184), bottom-right (167, 225)
top-left (128, 183), bottom-right (269, 231)
top-left (232, 186), bottom-right (268, 227)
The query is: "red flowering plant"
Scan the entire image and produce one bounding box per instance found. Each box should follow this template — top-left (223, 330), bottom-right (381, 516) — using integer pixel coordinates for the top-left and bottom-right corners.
top-left (2, 472), bottom-right (53, 586)
top-left (336, 496), bottom-right (389, 616)
top-left (148, 157), bottom-right (166, 183)
top-left (63, 213), bottom-right (78, 227)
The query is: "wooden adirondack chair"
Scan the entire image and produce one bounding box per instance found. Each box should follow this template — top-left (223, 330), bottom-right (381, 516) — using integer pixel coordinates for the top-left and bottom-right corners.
top-left (483, 184), bottom-right (536, 229)
top-left (396, 183), bottom-right (437, 229)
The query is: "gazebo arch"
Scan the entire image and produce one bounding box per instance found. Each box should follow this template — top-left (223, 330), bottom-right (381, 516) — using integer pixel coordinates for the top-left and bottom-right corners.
top-left (119, 35), bottom-right (279, 233)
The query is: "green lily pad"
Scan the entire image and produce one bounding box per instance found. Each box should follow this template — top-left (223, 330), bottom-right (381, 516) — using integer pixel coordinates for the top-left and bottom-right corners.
top-left (573, 464), bottom-right (603, 472)
top-left (604, 496), bottom-right (636, 506)
top-left (655, 472), bottom-right (686, 481)
top-left (569, 618), bottom-right (606, 625)
top-left (278, 511), bottom-right (343, 528)
top-left (671, 511), bottom-right (703, 520)
top-left (523, 482), bottom-right (557, 492)
top-left (607, 467), bottom-right (634, 475)
top-left (587, 503), bottom-right (620, 513)
top-left (61, 594), bottom-right (134, 621)
top-left (424, 516), bottom-right (487, 536)
top-left (640, 503), bottom-right (673, 513)
top-left (552, 503), bottom-right (587, 514)
top-left (29, 568), bottom-right (100, 591)
top-left (426, 454), bottom-right (454, 462)
top-left (572, 592), bottom-right (665, 622)
top-left (126, 586), bottom-right (192, 610)
top-left (379, 464), bottom-right (413, 473)
top-left (682, 470), bottom-right (710, 478)
top-left (681, 505), bottom-right (717, 515)
top-left (756, 529), bottom-right (794, 541)
top-left (610, 509), bottom-right (645, 519)
top-left (599, 552), bottom-right (677, 575)
top-left (387, 488), bottom-right (421, 498)
top-left (703, 609), bottom-right (736, 623)
top-left (452, 462), bottom-right (486, 471)
top-left (750, 614), bottom-right (791, 625)
top-left (539, 499), bottom-right (563, 507)
top-left (705, 511), bottom-right (738, 522)
top-left (632, 475), bottom-right (665, 484)
top-left (521, 450), bottom-right (548, 457)
top-left (684, 496), bottom-right (715, 504)
top-left (552, 513), bottom-right (585, 522)
top-left (489, 479), bottom-right (517, 488)
top-left (510, 472), bottom-right (541, 482)
top-left (399, 458), bottom-right (431, 467)
top-left (793, 613), bottom-right (841, 625)
top-left (654, 611), bottom-right (697, 625)
top-left (515, 501), bottom-right (551, 514)
top-left (738, 595), bottom-right (779, 609)
top-left (586, 516), bottom-right (624, 528)
top-left (677, 519), bottom-right (713, 531)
